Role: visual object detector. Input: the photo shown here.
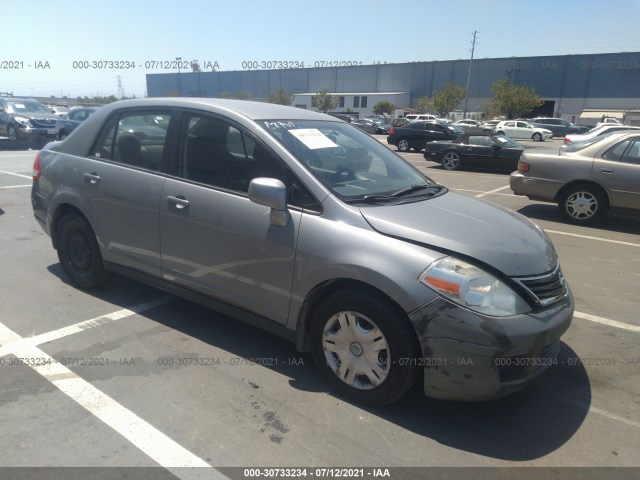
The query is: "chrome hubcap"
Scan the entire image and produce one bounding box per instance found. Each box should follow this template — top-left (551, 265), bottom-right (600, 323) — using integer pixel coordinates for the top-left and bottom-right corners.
top-left (322, 311), bottom-right (390, 390)
top-left (443, 153), bottom-right (459, 168)
top-left (566, 191), bottom-right (597, 219)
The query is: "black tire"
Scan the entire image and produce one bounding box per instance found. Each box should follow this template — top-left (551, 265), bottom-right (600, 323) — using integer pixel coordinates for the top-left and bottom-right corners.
top-left (532, 132), bottom-right (542, 141)
top-left (56, 213), bottom-right (112, 288)
top-left (310, 290), bottom-right (419, 407)
top-left (441, 150), bottom-right (462, 170)
top-left (495, 131), bottom-right (505, 135)
top-left (7, 125), bottom-right (19, 142)
top-left (558, 184), bottom-right (607, 224)
top-left (397, 138), bottom-right (411, 152)
top-left (58, 130), bottom-right (68, 140)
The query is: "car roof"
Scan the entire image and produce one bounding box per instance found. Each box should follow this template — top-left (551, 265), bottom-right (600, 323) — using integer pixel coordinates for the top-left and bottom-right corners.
top-left (96, 97), bottom-right (333, 122)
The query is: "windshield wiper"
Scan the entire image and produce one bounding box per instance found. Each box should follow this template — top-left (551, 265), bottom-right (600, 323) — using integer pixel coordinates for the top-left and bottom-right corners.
top-left (390, 183), bottom-right (438, 198)
top-left (344, 194), bottom-right (394, 204)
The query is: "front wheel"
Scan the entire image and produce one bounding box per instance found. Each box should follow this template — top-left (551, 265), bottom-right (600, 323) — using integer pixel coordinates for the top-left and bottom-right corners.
top-left (397, 138), bottom-right (411, 152)
top-left (310, 290), bottom-right (419, 407)
top-left (558, 184), bottom-right (607, 224)
top-left (56, 213), bottom-right (112, 288)
top-left (7, 125), bottom-right (19, 142)
top-left (532, 132), bottom-right (542, 141)
top-left (441, 151), bottom-right (462, 170)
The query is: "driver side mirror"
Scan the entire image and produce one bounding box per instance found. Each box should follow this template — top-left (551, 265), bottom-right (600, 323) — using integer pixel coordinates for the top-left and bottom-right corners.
top-left (248, 177), bottom-right (290, 227)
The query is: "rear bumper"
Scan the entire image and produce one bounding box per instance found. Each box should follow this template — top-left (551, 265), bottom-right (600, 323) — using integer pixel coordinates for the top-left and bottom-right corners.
top-left (509, 172), bottom-right (563, 201)
top-left (408, 289), bottom-right (573, 401)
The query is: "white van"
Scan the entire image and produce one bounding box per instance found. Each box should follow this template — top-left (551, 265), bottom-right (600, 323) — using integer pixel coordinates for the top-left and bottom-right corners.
top-left (405, 114), bottom-right (438, 122)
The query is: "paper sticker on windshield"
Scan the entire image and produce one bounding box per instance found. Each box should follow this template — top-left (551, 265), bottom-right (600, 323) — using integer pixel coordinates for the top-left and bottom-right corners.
top-left (496, 136), bottom-right (508, 143)
top-left (289, 128), bottom-right (338, 149)
top-left (14, 103), bottom-right (26, 109)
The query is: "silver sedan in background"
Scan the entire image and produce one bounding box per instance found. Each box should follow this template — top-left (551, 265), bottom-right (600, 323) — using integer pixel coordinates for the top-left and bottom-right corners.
top-left (510, 131), bottom-right (640, 224)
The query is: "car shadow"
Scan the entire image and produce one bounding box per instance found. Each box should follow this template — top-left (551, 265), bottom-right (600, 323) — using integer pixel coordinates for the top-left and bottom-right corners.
top-left (517, 204), bottom-right (640, 234)
top-left (53, 270), bottom-right (590, 462)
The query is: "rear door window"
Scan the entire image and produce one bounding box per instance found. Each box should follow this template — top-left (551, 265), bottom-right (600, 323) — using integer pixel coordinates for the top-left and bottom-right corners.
top-left (91, 110), bottom-right (172, 171)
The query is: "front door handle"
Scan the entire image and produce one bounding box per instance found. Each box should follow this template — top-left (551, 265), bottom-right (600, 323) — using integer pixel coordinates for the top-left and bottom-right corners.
top-left (600, 168), bottom-right (614, 175)
top-left (83, 172), bottom-right (100, 184)
top-left (167, 195), bottom-right (190, 209)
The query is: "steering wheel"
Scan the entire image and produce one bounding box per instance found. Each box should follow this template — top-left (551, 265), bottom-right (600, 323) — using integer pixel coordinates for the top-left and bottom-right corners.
top-left (331, 166), bottom-right (355, 184)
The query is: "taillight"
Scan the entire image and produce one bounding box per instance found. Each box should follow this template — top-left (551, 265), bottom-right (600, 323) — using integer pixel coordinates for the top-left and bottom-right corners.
top-left (32, 152), bottom-right (41, 182)
top-left (388, 128), bottom-right (395, 135)
top-left (518, 160), bottom-right (530, 173)
top-left (563, 137), bottom-right (571, 144)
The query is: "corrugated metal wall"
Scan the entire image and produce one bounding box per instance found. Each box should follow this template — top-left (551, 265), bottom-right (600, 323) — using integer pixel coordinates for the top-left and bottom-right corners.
top-left (146, 52), bottom-right (640, 111)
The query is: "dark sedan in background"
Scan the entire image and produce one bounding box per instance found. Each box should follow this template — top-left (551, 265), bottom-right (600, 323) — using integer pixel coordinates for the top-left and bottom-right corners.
top-left (387, 121), bottom-right (464, 152)
top-left (55, 107), bottom-right (100, 140)
top-left (424, 133), bottom-right (524, 171)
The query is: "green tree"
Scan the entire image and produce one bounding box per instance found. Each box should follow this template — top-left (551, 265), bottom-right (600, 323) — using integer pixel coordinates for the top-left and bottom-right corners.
top-left (372, 100), bottom-right (395, 115)
top-left (487, 78), bottom-right (544, 119)
top-left (416, 96), bottom-right (430, 113)
top-left (217, 91), bottom-right (251, 100)
top-left (267, 88), bottom-right (293, 105)
top-left (311, 89), bottom-right (337, 113)
top-left (430, 83), bottom-right (466, 117)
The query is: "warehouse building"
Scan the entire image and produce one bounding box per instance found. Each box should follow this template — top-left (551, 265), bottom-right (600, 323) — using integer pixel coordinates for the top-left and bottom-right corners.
top-left (146, 52), bottom-right (640, 122)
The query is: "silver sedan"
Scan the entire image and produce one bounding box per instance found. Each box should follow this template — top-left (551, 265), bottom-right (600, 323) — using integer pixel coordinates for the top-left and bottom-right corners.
top-left (510, 131), bottom-right (640, 223)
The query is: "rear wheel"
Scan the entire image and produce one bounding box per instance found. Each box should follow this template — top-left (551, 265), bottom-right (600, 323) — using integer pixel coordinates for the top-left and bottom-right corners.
top-left (310, 290), bottom-right (419, 407)
top-left (441, 151), bottom-right (462, 170)
top-left (56, 213), bottom-right (112, 288)
top-left (558, 184), bottom-right (607, 224)
top-left (397, 138), bottom-right (410, 152)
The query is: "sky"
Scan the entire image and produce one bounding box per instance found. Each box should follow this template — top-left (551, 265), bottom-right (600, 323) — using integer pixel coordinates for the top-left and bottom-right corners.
top-left (2, 0), bottom-right (639, 99)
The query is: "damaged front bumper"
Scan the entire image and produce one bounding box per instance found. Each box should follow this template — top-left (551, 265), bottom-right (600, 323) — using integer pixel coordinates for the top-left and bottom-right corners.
top-left (408, 287), bottom-right (574, 401)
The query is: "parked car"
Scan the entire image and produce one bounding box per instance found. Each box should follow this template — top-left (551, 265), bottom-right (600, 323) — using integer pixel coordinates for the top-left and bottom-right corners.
top-left (55, 107), bottom-right (100, 140)
top-left (564, 124), bottom-right (640, 144)
top-left (454, 119), bottom-right (481, 127)
top-left (0, 97), bottom-right (58, 148)
top-left (405, 113), bottom-right (438, 123)
top-left (510, 131), bottom-right (640, 224)
top-left (351, 119), bottom-right (378, 134)
top-left (479, 120), bottom-right (500, 133)
top-left (528, 117), bottom-right (589, 137)
top-left (370, 118), bottom-right (392, 134)
top-left (328, 113), bottom-right (355, 123)
top-left (32, 98), bottom-right (573, 405)
top-left (494, 121), bottom-right (553, 141)
top-left (424, 133), bottom-right (524, 171)
top-left (390, 118), bottom-right (410, 127)
top-left (387, 121), bottom-right (464, 152)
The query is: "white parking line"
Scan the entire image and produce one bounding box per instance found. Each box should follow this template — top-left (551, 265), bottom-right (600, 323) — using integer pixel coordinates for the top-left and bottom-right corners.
top-left (0, 309), bottom-right (226, 479)
top-left (0, 184), bottom-right (31, 189)
top-left (546, 229), bottom-right (640, 248)
top-left (456, 188), bottom-right (515, 197)
top-left (574, 311), bottom-right (640, 333)
top-left (0, 296), bottom-right (174, 357)
top-left (590, 406), bottom-right (640, 429)
top-left (0, 170), bottom-right (31, 179)
top-left (475, 185), bottom-right (512, 198)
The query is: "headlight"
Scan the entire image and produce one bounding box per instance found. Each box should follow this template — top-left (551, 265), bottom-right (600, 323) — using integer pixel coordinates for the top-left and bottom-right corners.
top-left (14, 116), bottom-right (31, 126)
top-left (419, 257), bottom-right (530, 317)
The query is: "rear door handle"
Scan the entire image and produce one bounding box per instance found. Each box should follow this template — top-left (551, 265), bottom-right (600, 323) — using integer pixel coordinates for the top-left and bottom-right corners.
top-left (83, 172), bottom-right (100, 184)
top-left (167, 195), bottom-right (190, 209)
top-left (600, 168), bottom-right (614, 174)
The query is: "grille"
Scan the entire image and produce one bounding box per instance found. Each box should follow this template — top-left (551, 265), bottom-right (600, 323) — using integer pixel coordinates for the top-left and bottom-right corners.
top-left (514, 265), bottom-right (567, 306)
top-left (30, 119), bottom-right (56, 128)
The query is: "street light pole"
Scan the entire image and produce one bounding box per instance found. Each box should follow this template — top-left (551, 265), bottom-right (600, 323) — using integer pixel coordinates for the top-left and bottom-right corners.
top-left (176, 57), bottom-right (182, 96)
top-left (463, 31), bottom-right (478, 119)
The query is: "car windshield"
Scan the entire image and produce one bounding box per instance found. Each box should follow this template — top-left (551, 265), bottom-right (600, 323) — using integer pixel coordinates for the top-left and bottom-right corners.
top-left (7, 100), bottom-right (50, 114)
top-left (493, 136), bottom-right (522, 148)
top-left (260, 119), bottom-right (441, 202)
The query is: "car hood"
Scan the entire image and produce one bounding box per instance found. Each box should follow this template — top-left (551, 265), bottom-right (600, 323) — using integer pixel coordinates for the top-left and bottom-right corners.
top-left (359, 191), bottom-right (557, 277)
